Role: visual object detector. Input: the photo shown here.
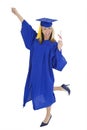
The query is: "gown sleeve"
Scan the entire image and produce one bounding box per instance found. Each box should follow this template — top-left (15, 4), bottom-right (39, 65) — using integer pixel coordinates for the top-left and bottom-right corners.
top-left (52, 43), bottom-right (67, 71)
top-left (21, 20), bottom-right (37, 50)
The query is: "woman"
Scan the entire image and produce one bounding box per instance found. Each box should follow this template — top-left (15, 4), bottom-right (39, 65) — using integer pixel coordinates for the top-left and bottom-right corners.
top-left (12, 8), bottom-right (70, 127)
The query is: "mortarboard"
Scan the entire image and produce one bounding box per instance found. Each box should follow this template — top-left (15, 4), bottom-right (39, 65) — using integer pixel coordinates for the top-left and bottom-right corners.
top-left (36, 18), bottom-right (57, 27)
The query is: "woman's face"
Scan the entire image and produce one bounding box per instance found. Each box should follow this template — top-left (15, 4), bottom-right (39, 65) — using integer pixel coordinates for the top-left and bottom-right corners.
top-left (41, 26), bottom-right (53, 40)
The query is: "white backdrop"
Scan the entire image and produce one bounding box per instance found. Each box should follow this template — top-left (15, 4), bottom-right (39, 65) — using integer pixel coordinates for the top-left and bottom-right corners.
top-left (0, 0), bottom-right (87, 130)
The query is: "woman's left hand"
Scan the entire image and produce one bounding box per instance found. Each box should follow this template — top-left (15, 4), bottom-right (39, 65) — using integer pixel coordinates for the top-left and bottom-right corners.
top-left (57, 34), bottom-right (63, 51)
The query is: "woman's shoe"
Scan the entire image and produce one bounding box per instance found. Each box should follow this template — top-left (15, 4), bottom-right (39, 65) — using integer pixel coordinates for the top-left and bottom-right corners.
top-left (40, 115), bottom-right (52, 127)
top-left (61, 84), bottom-right (71, 95)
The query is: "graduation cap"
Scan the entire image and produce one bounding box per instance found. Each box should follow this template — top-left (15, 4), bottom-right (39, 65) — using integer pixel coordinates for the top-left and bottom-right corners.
top-left (36, 18), bottom-right (57, 27)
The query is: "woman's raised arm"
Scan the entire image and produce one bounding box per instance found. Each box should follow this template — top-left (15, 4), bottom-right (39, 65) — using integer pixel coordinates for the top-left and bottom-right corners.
top-left (11, 8), bottom-right (24, 22)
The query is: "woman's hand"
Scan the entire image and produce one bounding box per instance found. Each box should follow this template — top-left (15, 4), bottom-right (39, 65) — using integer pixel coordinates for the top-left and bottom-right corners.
top-left (11, 8), bottom-right (18, 15)
top-left (57, 34), bottom-right (63, 51)
top-left (11, 7), bottom-right (24, 22)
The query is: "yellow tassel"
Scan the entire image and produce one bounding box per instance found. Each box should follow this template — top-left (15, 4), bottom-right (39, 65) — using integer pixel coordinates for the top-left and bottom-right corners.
top-left (36, 26), bottom-right (42, 43)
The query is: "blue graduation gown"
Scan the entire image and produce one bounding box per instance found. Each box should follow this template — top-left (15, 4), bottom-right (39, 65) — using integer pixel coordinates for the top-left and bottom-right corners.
top-left (21, 20), bottom-right (67, 110)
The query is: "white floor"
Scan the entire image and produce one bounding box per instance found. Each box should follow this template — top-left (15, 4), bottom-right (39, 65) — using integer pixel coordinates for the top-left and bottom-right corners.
top-left (0, 0), bottom-right (87, 129)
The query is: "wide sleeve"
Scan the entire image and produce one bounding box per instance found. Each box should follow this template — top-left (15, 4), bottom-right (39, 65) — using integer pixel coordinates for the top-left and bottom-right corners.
top-left (21, 20), bottom-right (37, 50)
top-left (52, 43), bottom-right (67, 71)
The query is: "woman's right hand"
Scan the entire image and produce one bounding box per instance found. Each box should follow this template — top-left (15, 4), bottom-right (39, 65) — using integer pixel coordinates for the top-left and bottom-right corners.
top-left (11, 8), bottom-right (18, 15)
top-left (11, 7), bottom-right (24, 22)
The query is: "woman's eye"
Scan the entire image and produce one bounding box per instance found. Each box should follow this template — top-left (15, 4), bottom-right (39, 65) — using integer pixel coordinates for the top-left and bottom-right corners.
top-left (47, 27), bottom-right (51, 30)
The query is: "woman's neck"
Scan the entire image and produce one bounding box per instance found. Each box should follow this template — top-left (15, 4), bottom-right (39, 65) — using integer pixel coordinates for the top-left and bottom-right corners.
top-left (44, 36), bottom-right (49, 40)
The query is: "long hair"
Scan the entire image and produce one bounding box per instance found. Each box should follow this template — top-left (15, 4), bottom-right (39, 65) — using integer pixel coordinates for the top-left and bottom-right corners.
top-left (36, 26), bottom-right (56, 43)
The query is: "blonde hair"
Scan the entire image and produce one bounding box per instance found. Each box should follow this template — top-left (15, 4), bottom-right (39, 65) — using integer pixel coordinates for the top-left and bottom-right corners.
top-left (36, 26), bottom-right (56, 43)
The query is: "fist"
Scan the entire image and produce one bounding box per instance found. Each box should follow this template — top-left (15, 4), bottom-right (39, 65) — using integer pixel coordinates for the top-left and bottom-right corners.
top-left (11, 8), bottom-right (18, 15)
